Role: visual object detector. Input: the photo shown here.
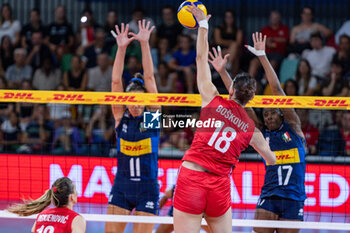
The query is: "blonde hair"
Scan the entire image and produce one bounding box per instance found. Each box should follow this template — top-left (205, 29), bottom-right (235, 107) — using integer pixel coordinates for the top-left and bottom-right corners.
top-left (7, 177), bottom-right (74, 216)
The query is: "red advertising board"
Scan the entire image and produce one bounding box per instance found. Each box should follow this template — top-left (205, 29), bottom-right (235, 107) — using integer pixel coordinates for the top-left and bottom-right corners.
top-left (0, 154), bottom-right (349, 213)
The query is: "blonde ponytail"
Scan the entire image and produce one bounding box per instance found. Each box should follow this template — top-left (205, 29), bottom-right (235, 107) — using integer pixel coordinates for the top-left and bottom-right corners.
top-left (7, 189), bottom-right (53, 216)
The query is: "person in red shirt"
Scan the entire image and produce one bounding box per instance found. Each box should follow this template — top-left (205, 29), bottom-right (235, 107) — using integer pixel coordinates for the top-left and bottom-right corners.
top-left (7, 177), bottom-right (86, 233)
top-left (340, 111), bottom-right (350, 156)
top-left (297, 108), bottom-right (319, 154)
top-left (173, 4), bottom-right (276, 233)
top-left (249, 11), bottom-right (289, 78)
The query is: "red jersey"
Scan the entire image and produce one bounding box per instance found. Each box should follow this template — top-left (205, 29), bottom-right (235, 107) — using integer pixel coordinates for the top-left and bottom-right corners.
top-left (261, 25), bottom-right (289, 55)
top-left (35, 207), bottom-right (80, 233)
top-left (302, 123), bottom-right (319, 147)
top-left (183, 96), bottom-right (255, 176)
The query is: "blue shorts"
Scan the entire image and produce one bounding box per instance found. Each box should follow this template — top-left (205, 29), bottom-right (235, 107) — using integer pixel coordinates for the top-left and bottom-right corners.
top-left (256, 196), bottom-right (304, 220)
top-left (108, 177), bottom-right (159, 215)
top-left (168, 205), bottom-right (174, 217)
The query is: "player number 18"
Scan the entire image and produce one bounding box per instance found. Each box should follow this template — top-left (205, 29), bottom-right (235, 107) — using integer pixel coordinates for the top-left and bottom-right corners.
top-left (208, 122), bottom-right (237, 153)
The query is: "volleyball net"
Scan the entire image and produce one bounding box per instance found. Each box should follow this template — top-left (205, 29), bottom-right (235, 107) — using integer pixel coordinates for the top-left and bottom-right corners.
top-left (0, 90), bottom-right (350, 232)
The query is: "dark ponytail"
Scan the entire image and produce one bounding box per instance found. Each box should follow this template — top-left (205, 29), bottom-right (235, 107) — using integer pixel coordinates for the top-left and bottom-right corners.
top-left (125, 73), bottom-right (146, 92)
top-left (7, 177), bottom-right (75, 216)
top-left (232, 73), bottom-right (256, 106)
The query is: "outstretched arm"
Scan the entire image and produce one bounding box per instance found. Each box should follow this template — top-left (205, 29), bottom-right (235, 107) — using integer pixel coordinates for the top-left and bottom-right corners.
top-left (110, 23), bottom-right (135, 127)
top-left (187, 3), bottom-right (218, 107)
top-left (246, 32), bottom-right (303, 138)
top-left (209, 46), bottom-right (263, 129)
top-left (129, 19), bottom-right (160, 111)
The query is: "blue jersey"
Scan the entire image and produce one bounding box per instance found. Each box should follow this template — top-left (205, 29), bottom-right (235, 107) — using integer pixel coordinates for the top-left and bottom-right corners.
top-left (115, 111), bottom-right (159, 183)
top-left (260, 121), bottom-right (306, 201)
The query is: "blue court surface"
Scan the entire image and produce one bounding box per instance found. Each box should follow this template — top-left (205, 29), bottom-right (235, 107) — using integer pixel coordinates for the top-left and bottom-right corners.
top-left (0, 202), bottom-right (349, 233)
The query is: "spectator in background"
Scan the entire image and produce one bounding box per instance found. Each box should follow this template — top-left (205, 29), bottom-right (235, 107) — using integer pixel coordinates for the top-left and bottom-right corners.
top-left (151, 38), bottom-right (172, 70)
top-left (322, 60), bottom-right (349, 96)
top-left (261, 11), bottom-right (289, 67)
top-left (0, 111), bottom-right (20, 153)
top-left (296, 109), bottom-right (319, 155)
top-left (76, 8), bottom-right (100, 54)
top-left (213, 10), bottom-right (243, 76)
top-left (26, 30), bottom-right (54, 71)
top-left (128, 7), bottom-right (157, 46)
top-left (341, 111), bottom-right (350, 156)
top-left (333, 34), bottom-right (350, 74)
top-left (88, 53), bottom-right (112, 92)
top-left (18, 104), bottom-right (52, 154)
top-left (335, 20), bottom-right (350, 45)
top-left (290, 6), bottom-right (332, 54)
top-left (81, 29), bottom-right (110, 68)
top-left (104, 10), bottom-right (119, 49)
top-left (0, 3), bottom-right (21, 46)
top-left (17, 80), bottom-right (34, 131)
top-left (20, 8), bottom-right (45, 49)
top-left (294, 59), bottom-right (317, 96)
top-left (63, 55), bottom-right (88, 91)
top-left (122, 55), bottom-right (142, 86)
top-left (85, 105), bottom-right (114, 156)
top-left (168, 34), bottom-right (196, 93)
top-left (45, 6), bottom-right (74, 59)
top-left (155, 62), bottom-right (177, 93)
top-left (0, 35), bottom-right (14, 77)
top-left (302, 32), bottom-right (336, 78)
top-left (5, 48), bottom-right (32, 88)
top-left (283, 79), bottom-right (298, 96)
top-left (0, 77), bottom-right (14, 119)
top-left (157, 5), bottom-right (183, 49)
top-left (52, 111), bottom-right (85, 155)
top-left (32, 56), bottom-right (61, 90)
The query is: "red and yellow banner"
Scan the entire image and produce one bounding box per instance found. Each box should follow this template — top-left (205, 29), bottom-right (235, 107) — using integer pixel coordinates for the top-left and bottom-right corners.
top-left (0, 90), bottom-right (349, 109)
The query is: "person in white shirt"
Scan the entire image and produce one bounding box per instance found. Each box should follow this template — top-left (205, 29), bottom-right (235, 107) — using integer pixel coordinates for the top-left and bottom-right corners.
top-left (87, 53), bottom-right (112, 92)
top-left (302, 31), bottom-right (335, 78)
top-left (335, 20), bottom-right (350, 45)
top-left (5, 48), bottom-right (32, 88)
top-left (0, 4), bottom-right (21, 45)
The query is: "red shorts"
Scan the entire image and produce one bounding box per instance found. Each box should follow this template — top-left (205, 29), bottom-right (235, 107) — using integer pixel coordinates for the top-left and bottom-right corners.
top-left (173, 166), bottom-right (231, 217)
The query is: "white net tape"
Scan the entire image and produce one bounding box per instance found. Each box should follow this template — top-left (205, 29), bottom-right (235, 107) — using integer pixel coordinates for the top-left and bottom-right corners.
top-left (1, 211), bottom-right (349, 230)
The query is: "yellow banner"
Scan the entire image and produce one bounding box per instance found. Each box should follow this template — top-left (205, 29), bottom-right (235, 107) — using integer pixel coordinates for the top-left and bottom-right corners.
top-left (0, 90), bottom-right (349, 109)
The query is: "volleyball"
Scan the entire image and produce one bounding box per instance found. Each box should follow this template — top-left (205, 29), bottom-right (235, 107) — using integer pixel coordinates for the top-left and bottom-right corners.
top-left (177, 0), bottom-right (207, 29)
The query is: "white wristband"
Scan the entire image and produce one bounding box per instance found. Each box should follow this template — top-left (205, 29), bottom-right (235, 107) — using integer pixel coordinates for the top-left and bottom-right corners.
top-left (198, 20), bottom-right (209, 29)
top-left (246, 45), bottom-right (266, 56)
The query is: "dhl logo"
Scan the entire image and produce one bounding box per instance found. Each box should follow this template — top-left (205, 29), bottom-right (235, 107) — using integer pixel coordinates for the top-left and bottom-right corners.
top-left (53, 94), bottom-right (86, 101)
top-left (312, 99), bottom-right (349, 107)
top-left (104, 95), bottom-right (144, 103)
top-left (267, 148), bottom-right (300, 165)
top-left (151, 96), bottom-right (194, 104)
top-left (260, 98), bottom-right (297, 105)
top-left (120, 138), bottom-right (152, 156)
top-left (1, 92), bottom-right (34, 100)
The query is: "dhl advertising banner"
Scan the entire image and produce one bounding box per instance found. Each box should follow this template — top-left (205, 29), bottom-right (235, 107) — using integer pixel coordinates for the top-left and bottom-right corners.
top-left (1, 154), bottom-right (350, 213)
top-left (0, 90), bottom-right (349, 109)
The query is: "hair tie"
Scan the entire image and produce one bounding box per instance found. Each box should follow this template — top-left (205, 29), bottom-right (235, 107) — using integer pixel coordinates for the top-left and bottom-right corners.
top-left (52, 187), bottom-right (57, 193)
top-left (130, 78), bottom-right (144, 86)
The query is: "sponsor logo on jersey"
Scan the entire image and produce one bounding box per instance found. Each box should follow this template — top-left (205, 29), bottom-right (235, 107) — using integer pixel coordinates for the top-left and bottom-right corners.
top-left (120, 138), bottom-right (152, 156)
top-left (267, 148), bottom-right (300, 165)
top-left (145, 201), bottom-right (155, 209)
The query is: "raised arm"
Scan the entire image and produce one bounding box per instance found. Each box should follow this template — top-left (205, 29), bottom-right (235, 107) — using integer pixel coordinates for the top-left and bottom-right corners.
top-left (129, 19), bottom-right (160, 111)
top-left (209, 46), bottom-right (263, 129)
top-left (110, 23), bottom-right (135, 127)
top-left (187, 4), bottom-right (218, 107)
top-left (246, 32), bottom-right (303, 138)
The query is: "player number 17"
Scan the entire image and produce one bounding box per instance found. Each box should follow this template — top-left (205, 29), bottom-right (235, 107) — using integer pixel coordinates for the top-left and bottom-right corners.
top-left (277, 165), bottom-right (293, 186)
top-left (208, 122), bottom-right (237, 153)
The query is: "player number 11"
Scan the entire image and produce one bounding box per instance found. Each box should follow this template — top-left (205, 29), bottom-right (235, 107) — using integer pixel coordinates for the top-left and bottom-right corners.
top-left (208, 122), bottom-right (237, 153)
